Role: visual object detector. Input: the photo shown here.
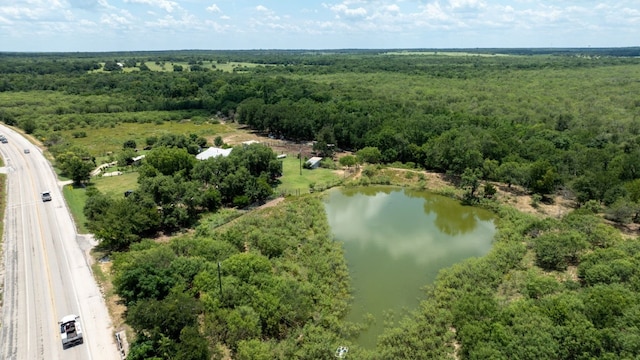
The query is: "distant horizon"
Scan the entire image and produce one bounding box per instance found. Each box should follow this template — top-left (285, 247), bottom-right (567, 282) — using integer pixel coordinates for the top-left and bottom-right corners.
top-left (2, 46), bottom-right (640, 55)
top-left (2, 1), bottom-right (639, 52)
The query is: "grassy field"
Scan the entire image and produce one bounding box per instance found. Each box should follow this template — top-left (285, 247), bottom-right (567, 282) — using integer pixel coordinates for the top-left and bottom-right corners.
top-left (276, 157), bottom-right (342, 195)
top-left (92, 172), bottom-right (139, 198)
top-left (92, 61), bottom-right (262, 73)
top-left (58, 120), bottom-right (232, 159)
top-left (63, 172), bottom-right (139, 234)
top-left (63, 183), bottom-right (89, 234)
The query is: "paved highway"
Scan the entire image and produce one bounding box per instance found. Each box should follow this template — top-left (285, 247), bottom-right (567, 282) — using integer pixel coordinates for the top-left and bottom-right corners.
top-left (0, 125), bottom-right (121, 360)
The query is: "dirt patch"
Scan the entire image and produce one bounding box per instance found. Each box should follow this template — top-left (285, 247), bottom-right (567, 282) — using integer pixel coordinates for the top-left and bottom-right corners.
top-left (218, 125), bottom-right (317, 158)
top-left (256, 196), bottom-right (285, 210)
top-left (494, 184), bottom-right (574, 219)
top-left (96, 261), bottom-right (129, 334)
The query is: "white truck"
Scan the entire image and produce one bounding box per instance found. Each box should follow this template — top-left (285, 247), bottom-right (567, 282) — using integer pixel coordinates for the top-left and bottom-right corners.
top-left (59, 314), bottom-right (83, 349)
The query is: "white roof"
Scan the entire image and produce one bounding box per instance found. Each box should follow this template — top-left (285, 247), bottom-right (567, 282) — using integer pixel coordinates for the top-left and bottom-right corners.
top-left (60, 314), bottom-right (79, 323)
top-left (196, 147), bottom-right (232, 160)
top-left (306, 157), bottom-right (322, 164)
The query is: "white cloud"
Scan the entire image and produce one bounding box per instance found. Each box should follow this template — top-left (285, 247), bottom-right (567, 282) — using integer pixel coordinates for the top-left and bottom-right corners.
top-left (125, 0), bottom-right (178, 13)
top-left (330, 3), bottom-right (367, 18)
top-left (100, 13), bottom-right (132, 27)
top-left (448, 0), bottom-right (485, 10)
top-left (67, 0), bottom-right (112, 10)
top-left (206, 4), bottom-right (221, 13)
top-left (421, 2), bottom-right (450, 22)
top-left (384, 4), bottom-right (400, 13)
top-left (145, 13), bottom-right (199, 30)
top-left (1, 0), bottom-right (639, 51)
top-left (252, 5), bottom-right (280, 21)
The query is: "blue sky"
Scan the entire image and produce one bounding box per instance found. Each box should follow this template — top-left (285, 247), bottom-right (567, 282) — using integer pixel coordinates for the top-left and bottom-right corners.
top-left (1, 0), bottom-right (639, 52)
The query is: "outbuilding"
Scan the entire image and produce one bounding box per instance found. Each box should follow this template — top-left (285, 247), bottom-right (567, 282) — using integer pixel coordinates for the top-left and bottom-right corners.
top-left (305, 157), bottom-right (322, 169)
top-left (196, 147), bottom-right (232, 160)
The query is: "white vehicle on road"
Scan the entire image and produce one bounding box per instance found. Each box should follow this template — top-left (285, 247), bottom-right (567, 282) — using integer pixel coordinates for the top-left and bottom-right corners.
top-left (60, 314), bottom-right (83, 349)
top-left (42, 191), bottom-right (52, 202)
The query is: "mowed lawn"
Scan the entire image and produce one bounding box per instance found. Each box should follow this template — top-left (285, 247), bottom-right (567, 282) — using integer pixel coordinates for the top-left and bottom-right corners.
top-left (276, 157), bottom-right (341, 195)
top-left (63, 172), bottom-right (139, 234)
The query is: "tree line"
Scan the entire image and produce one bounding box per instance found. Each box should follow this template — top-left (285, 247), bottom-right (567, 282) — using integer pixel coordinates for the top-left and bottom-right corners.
top-left (3, 52), bottom-right (640, 220)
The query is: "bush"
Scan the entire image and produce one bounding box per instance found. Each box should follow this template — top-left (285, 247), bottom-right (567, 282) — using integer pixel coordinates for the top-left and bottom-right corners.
top-left (233, 195), bottom-right (250, 208)
top-left (123, 139), bottom-right (137, 149)
top-left (605, 199), bottom-right (639, 224)
top-left (72, 131), bottom-right (87, 138)
top-left (533, 231), bottom-right (589, 271)
top-left (320, 158), bottom-right (337, 169)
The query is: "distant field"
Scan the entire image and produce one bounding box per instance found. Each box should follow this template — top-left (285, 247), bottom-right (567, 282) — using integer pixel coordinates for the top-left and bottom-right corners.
top-left (92, 61), bottom-right (262, 73)
top-left (383, 51), bottom-right (513, 57)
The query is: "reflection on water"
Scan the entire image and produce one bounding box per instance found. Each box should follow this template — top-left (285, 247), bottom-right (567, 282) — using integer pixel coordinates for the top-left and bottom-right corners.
top-left (325, 186), bottom-right (496, 348)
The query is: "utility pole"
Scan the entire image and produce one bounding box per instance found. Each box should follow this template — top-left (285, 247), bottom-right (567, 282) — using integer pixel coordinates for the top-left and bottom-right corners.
top-left (217, 262), bottom-right (223, 297)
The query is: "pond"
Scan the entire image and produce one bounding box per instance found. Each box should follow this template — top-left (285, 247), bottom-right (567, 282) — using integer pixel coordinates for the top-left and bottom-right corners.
top-left (324, 186), bottom-right (496, 348)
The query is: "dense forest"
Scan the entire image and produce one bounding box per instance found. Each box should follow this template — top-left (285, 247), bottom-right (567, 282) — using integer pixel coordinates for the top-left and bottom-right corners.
top-left (2, 49), bottom-right (640, 359)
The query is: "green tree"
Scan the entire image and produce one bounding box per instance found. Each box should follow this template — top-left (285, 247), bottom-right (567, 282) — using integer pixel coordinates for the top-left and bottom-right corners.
top-left (91, 198), bottom-right (161, 251)
top-left (225, 306), bottom-right (262, 349)
top-left (21, 118), bottom-right (37, 134)
top-left (175, 326), bottom-right (212, 360)
top-left (113, 245), bottom-right (177, 304)
top-left (117, 148), bottom-right (137, 167)
top-left (103, 60), bottom-right (122, 71)
top-left (56, 150), bottom-right (95, 184)
top-left (527, 160), bottom-right (558, 195)
top-left (604, 199), bottom-right (639, 224)
top-left (461, 167), bottom-right (483, 200)
top-left (497, 161), bottom-right (525, 188)
top-left (127, 291), bottom-right (201, 340)
top-left (83, 187), bottom-right (112, 222)
top-left (356, 146), bottom-right (382, 164)
top-left (144, 146), bottom-right (196, 177)
top-left (581, 284), bottom-right (636, 329)
top-left (236, 339), bottom-right (273, 360)
top-left (339, 154), bottom-right (357, 170)
top-left (533, 231), bottom-right (589, 271)
top-left (313, 125), bottom-right (337, 158)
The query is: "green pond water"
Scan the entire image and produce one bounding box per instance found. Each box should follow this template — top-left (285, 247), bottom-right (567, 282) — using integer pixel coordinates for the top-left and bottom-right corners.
top-left (324, 186), bottom-right (496, 348)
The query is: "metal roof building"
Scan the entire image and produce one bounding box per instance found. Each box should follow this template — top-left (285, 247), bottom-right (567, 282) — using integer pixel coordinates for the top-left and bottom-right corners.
top-left (196, 147), bottom-right (232, 160)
